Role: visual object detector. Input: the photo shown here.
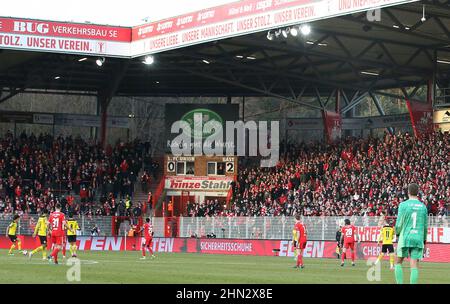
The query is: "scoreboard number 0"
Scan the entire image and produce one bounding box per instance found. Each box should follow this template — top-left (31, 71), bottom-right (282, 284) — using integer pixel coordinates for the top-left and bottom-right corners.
top-left (167, 161), bottom-right (175, 172)
top-left (226, 162), bottom-right (234, 173)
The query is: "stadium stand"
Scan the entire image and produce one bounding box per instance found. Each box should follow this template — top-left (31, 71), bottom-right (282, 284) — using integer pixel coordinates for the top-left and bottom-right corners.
top-left (0, 131), bottom-right (159, 216)
top-left (188, 131), bottom-right (449, 217)
top-left (0, 130), bottom-right (448, 218)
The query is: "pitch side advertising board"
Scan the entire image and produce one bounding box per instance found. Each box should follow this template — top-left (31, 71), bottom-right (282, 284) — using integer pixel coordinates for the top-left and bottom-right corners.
top-left (2, 236), bottom-right (449, 263)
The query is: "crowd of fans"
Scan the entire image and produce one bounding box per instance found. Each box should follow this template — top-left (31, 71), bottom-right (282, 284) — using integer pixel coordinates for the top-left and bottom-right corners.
top-left (0, 131), bottom-right (157, 217)
top-left (188, 131), bottom-right (449, 217)
top-left (1, 130), bottom-right (449, 219)
top-left (186, 199), bottom-right (224, 217)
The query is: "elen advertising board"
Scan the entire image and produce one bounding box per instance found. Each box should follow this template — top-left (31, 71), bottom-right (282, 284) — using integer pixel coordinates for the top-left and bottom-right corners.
top-left (2, 236), bottom-right (449, 263)
top-left (1, 0), bottom-right (419, 57)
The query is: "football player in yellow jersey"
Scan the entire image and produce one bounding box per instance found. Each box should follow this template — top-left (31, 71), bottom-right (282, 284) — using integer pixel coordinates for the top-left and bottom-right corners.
top-left (66, 216), bottom-right (80, 257)
top-left (374, 220), bottom-right (396, 270)
top-left (6, 215), bottom-right (22, 255)
top-left (29, 210), bottom-right (49, 260)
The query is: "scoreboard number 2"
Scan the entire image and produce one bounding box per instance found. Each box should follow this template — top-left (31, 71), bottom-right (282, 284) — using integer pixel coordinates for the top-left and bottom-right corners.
top-left (226, 162), bottom-right (234, 173)
top-left (167, 161), bottom-right (175, 172)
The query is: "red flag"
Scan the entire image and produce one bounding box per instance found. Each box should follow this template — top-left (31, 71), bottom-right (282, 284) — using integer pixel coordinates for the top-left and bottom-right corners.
top-left (322, 110), bottom-right (342, 143)
top-left (406, 100), bottom-right (433, 139)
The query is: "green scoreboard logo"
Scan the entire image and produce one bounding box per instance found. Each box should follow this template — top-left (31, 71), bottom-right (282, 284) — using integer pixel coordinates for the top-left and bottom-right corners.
top-left (180, 108), bottom-right (223, 139)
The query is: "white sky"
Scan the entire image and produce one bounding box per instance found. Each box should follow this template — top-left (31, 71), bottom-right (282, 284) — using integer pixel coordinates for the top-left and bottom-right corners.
top-left (1, 0), bottom-right (236, 26)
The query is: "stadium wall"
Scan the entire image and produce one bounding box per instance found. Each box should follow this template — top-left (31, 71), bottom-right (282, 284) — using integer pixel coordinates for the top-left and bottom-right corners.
top-left (0, 93), bottom-right (324, 151)
top-left (178, 216), bottom-right (450, 243)
top-left (1, 236), bottom-right (449, 263)
top-left (1, 216), bottom-right (448, 242)
top-left (1, 92), bottom-right (410, 152)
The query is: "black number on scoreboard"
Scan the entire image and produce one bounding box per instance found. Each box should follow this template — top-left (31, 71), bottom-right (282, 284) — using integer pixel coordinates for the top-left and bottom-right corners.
top-left (226, 162), bottom-right (234, 173)
top-left (167, 161), bottom-right (175, 172)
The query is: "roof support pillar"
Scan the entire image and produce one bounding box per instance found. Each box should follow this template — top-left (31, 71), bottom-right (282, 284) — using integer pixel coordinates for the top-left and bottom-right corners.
top-left (96, 60), bottom-right (129, 148)
top-left (428, 78), bottom-right (434, 106)
top-left (370, 92), bottom-right (394, 134)
top-left (335, 89), bottom-right (341, 113)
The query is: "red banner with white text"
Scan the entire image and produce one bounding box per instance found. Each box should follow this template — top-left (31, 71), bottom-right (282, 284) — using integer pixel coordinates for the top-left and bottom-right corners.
top-left (406, 100), bottom-right (433, 139)
top-left (1, 0), bottom-right (419, 57)
top-left (2, 237), bottom-right (449, 263)
top-left (322, 110), bottom-right (342, 143)
top-left (0, 17), bottom-right (131, 57)
top-left (131, 0), bottom-right (419, 56)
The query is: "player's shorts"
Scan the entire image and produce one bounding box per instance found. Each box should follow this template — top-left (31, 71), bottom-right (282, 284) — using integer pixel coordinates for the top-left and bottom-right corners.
top-left (67, 235), bottom-right (77, 243)
top-left (298, 241), bottom-right (307, 250)
top-left (381, 244), bottom-right (394, 254)
top-left (51, 235), bottom-right (63, 245)
top-left (344, 242), bottom-right (355, 250)
top-left (39, 235), bottom-right (47, 246)
top-left (397, 247), bottom-right (423, 260)
top-left (144, 237), bottom-right (153, 247)
top-left (8, 235), bottom-right (17, 243)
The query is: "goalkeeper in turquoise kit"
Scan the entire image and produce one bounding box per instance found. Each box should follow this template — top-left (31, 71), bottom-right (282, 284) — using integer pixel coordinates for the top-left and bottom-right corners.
top-left (394, 183), bottom-right (428, 284)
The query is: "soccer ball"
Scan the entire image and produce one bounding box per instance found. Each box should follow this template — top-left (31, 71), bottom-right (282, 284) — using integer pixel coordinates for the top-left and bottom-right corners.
top-left (22, 250), bottom-right (28, 256)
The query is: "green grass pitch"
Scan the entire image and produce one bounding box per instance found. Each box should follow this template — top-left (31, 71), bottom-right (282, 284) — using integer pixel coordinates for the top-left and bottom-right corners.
top-left (1, 249), bottom-right (449, 284)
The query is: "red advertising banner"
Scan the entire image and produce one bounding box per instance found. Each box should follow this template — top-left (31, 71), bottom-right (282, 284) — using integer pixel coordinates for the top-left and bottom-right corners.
top-left (355, 226), bottom-right (450, 244)
top-left (2, 237), bottom-right (449, 263)
top-left (406, 99), bottom-right (433, 139)
top-left (0, 17), bottom-right (131, 57)
top-left (165, 176), bottom-right (233, 191)
top-left (322, 110), bottom-right (342, 143)
top-left (132, 0), bottom-right (314, 40)
top-left (0, 0), bottom-right (418, 57)
top-left (0, 18), bottom-right (131, 41)
top-left (131, 0), bottom-right (419, 56)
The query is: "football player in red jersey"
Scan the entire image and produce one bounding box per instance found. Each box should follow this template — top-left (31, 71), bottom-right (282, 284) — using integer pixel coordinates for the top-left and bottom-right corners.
top-left (340, 219), bottom-right (358, 267)
top-left (48, 203), bottom-right (67, 264)
top-left (140, 218), bottom-right (155, 260)
top-left (293, 215), bottom-right (307, 269)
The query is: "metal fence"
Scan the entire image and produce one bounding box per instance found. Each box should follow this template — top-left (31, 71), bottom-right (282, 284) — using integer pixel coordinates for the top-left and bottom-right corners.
top-left (1, 215), bottom-right (448, 239)
top-left (0, 214), bottom-right (167, 237)
top-left (0, 214), bottom-right (112, 237)
top-left (178, 216), bottom-right (450, 241)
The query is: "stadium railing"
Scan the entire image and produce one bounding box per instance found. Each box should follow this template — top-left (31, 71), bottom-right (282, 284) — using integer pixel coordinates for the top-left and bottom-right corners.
top-left (178, 216), bottom-right (450, 240)
top-left (0, 215), bottom-right (447, 239)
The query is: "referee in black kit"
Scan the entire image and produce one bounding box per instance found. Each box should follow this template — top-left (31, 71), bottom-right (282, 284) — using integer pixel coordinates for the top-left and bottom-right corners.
top-left (335, 225), bottom-right (343, 259)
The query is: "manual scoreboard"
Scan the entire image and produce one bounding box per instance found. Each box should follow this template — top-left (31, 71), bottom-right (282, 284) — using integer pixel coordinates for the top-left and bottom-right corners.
top-left (163, 155), bottom-right (238, 215)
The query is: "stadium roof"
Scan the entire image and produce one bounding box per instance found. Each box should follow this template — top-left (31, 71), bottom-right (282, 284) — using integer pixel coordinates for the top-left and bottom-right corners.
top-left (1, 0), bottom-right (235, 27)
top-left (1, 0), bottom-right (449, 111)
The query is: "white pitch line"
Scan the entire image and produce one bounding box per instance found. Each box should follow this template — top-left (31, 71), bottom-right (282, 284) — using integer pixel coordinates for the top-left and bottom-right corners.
top-left (3, 259), bottom-right (99, 265)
